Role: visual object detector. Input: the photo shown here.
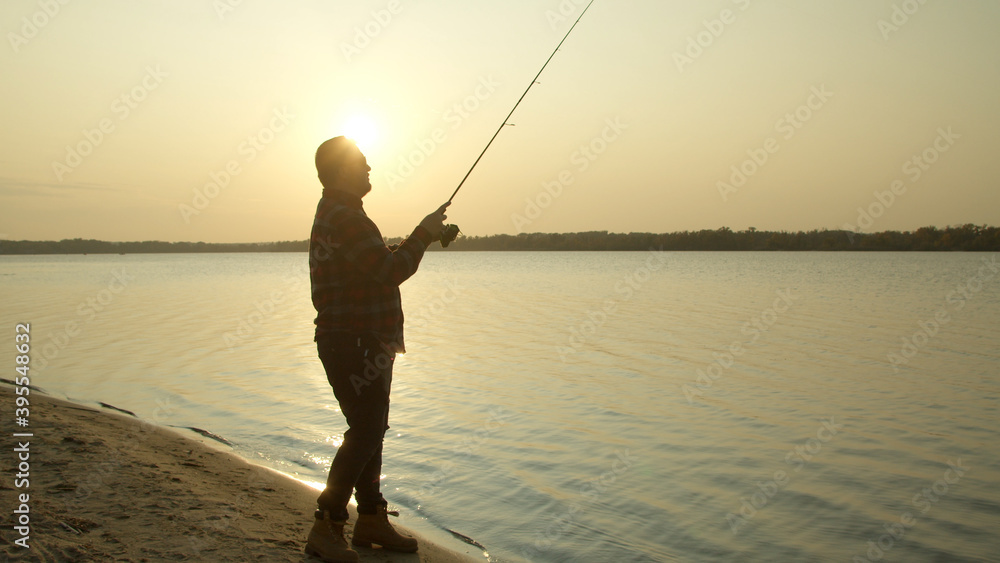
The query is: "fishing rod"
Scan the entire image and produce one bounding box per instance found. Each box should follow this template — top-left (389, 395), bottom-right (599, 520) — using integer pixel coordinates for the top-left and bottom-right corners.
top-left (439, 0), bottom-right (597, 247)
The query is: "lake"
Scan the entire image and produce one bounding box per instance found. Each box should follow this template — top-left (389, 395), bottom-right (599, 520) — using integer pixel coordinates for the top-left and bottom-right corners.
top-left (2, 251), bottom-right (998, 562)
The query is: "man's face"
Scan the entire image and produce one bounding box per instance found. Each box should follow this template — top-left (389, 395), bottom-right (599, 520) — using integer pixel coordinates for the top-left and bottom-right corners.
top-left (338, 148), bottom-right (372, 197)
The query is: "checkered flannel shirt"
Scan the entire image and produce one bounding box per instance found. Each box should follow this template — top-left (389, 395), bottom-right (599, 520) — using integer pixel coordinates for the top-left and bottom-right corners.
top-left (309, 188), bottom-right (432, 352)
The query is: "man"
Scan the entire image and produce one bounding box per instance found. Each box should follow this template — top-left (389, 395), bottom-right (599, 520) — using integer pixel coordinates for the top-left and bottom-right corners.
top-left (305, 136), bottom-right (449, 562)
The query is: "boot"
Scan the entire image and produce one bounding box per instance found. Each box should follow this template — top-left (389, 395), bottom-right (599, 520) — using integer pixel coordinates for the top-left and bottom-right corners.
top-left (305, 510), bottom-right (359, 563)
top-left (352, 505), bottom-right (419, 553)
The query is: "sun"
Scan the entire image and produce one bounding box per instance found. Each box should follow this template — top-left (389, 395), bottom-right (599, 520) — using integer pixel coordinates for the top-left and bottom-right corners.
top-left (342, 115), bottom-right (379, 154)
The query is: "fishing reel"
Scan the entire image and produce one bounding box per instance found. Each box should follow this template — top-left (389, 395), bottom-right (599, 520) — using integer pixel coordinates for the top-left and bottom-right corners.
top-left (440, 224), bottom-right (461, 248)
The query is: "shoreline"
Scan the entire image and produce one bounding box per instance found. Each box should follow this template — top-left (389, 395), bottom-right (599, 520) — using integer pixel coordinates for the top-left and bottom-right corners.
top-left (1, 391), bottom-right (480, 562)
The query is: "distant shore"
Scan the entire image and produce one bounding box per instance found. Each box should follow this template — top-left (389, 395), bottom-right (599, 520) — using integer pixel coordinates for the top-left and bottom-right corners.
top-left (0, 391), bottom-right (478, 562)
top-left (1, 224), bottom-right (998, 254)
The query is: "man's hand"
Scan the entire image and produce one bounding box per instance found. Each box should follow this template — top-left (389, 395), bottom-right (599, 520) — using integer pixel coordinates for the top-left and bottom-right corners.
top-left (419, 203), bottom-right (450, 242)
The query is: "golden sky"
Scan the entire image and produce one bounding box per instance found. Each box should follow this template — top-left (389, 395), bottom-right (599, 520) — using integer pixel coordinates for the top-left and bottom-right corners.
top-left (2, 0), bottom-right (999, 242)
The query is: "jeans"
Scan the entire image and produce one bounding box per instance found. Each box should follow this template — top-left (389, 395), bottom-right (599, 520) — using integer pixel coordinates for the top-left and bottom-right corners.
top-left (315, 333), bottom-right (395, 520)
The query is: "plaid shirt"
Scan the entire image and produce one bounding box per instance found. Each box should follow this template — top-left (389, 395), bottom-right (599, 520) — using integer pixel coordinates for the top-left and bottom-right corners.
top-left (310, 188), bottom-right (432, 352)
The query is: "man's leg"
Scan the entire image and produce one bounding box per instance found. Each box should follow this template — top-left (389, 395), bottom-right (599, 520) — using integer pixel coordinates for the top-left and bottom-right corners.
top-left (352, 410), bottom-right (389, 514)
top-left (316, 334), bottom-right (393, 520)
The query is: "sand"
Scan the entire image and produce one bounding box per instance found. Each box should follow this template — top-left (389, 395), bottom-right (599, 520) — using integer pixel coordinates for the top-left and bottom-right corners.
top-left (1, 392), bottom-right (478, 562)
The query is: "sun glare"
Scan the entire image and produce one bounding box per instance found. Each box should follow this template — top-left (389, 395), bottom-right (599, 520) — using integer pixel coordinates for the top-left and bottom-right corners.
top-left (342, 115), bottom-right (379, 154)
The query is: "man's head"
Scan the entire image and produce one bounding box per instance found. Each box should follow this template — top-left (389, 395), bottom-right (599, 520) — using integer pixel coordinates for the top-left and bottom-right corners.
top-left (315, 136), bottom-right (372, 197)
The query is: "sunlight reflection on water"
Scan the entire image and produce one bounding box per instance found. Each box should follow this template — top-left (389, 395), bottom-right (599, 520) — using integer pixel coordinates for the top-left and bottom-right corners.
top-left (2, 251), bottom-right (998, 562)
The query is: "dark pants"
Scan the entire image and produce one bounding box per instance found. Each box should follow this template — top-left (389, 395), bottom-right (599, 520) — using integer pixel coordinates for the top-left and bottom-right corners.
top-left (315, 333), bottom-right (395, 521)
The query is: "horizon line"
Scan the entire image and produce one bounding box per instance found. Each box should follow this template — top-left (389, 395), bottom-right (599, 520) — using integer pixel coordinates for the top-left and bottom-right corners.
top-left (2, 224), bottom-right (996, 245)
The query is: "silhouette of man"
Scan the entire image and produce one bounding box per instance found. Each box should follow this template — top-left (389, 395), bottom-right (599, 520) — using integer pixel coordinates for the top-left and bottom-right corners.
top-left (305, 136), bottom-right (448, 562)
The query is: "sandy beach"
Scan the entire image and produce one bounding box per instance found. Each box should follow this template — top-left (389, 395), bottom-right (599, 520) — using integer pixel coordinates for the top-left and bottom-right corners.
top-left (1, 391), bottom-right (478, 562)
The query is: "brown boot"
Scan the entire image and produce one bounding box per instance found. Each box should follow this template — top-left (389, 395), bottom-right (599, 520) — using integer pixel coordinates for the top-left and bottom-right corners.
top-left (305, 510), bottom-right (359, 563)
top-left (352, 505), bottom-right (419, 553)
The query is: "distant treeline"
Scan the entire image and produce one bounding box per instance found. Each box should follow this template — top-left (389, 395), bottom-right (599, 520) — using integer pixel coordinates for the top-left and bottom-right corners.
top-left (2, 225), bottom-right (998, 255)
top-left (0, 239), bottom-right (306, 255)
top-left (430, 224), bottom-right (1000, 252)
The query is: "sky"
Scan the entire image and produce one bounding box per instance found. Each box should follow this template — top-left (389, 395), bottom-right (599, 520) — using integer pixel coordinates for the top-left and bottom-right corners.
top-left (1, 0), bottom-right (999, 242)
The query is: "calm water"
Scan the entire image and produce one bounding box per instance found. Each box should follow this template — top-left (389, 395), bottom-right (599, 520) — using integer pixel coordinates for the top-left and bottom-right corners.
top-left (1, 251), bottom-right (999, 562)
